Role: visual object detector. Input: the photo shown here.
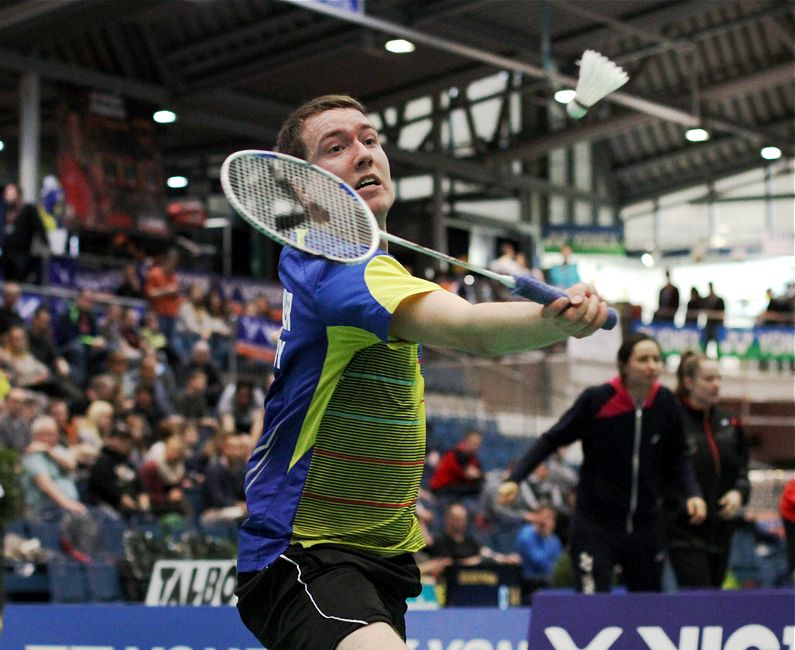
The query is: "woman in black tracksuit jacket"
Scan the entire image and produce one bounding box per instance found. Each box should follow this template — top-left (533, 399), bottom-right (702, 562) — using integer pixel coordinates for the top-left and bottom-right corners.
top-left (663, 351), bottom-right (750, 588)
top-left (498, 333), bottom-right (706, 593)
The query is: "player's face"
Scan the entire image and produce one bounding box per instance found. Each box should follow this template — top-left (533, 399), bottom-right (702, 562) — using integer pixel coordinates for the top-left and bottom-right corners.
top-left (624, 340), bottom-right (662, 391)
top-left (688, 360), bottom-right (721, 409)
top-left (302, 108), bottom-right (395, 225)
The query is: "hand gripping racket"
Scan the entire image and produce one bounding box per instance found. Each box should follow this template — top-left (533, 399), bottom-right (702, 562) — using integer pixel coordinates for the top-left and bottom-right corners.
top-left (221, 150), bottom-right (617, 330)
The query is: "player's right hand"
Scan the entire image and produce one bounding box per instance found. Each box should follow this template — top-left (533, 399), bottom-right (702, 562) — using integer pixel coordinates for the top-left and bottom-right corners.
top-left (497, 481), bottom-right (519, 505)
top-left (541, 282), bottom-right (610, 337)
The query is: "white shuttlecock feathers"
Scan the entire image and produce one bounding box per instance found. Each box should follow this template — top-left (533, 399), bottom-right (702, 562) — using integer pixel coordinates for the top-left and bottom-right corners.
top-left (566, 50), bottom-right (629, 119)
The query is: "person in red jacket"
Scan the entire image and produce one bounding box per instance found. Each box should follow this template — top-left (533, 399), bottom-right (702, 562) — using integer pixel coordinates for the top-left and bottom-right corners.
top-left (430, 430), bottom-right (484, 498)
top-left (664, 351), bottom-right (750, 589)
top-left (781, 478), bottom-right (795, 584)
top-left (498, 333), bottom-right (706, 593)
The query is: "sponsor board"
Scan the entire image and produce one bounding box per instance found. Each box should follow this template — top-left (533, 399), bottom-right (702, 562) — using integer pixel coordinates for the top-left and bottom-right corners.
top-left (1, 605), bottom-right (530, 649)
top-left (145, 560), bottom-right (237, 606)
top-left (528, 590), bottom-right (794, 650)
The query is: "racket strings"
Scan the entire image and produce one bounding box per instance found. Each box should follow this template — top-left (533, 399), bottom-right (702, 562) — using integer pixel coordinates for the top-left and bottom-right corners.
top-left (226, 154), bottom-right (377, 262)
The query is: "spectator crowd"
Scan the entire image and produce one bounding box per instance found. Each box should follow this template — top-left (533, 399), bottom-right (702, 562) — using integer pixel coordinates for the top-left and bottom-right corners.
top-left (0, 244), bottom-right (792, 606)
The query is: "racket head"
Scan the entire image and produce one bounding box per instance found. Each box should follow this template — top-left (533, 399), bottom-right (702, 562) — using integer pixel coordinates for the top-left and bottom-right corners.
top-left (220, 150), bottom-right (380, 264)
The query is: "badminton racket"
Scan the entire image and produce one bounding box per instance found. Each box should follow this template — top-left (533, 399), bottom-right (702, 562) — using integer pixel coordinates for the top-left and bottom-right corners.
top-left (221, 150), bottom-right (617, 330)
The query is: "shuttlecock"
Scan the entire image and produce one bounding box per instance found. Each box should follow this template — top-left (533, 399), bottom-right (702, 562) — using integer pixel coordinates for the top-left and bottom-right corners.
top-left (566, 50), bottom-right (629, 119)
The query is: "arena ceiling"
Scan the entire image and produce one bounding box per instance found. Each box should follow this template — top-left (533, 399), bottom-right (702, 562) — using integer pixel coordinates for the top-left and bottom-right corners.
top-left (0, 0), bottom-right (792, 210)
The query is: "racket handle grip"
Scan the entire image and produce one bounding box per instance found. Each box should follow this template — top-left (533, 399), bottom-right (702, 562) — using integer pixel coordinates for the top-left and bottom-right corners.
top-left (511, 275), bottom-right (618, 331)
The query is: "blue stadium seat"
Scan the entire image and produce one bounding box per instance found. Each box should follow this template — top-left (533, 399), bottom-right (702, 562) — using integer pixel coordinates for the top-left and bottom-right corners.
top-left (27, 518), bottom-right (62, 552)
top-left (47, 558), bottom-right (90, 603)
top-left (86, 560), bottom-right (124, 602)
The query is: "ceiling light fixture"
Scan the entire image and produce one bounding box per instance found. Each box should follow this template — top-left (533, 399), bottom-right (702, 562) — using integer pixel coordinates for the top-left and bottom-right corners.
top-left (760, 146), bottom-right (782, 160)
top-left (685, 127), bottom-right (710, 142)
top-left (153, 110), bottom-right (177, 124)
top-left (385, 38), bottom-right (415, 54)
top-left (554, 89), bottom-right (577, 104)
top-left (166, 175), bottom-right (188, 189)
top-left (0, 140), bottom-right (4, 152)
top-left (641, 252), bottom-right (655, 268)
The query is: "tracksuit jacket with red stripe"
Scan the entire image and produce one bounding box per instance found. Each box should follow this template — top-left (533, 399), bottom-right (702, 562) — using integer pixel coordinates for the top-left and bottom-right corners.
top-left (509, 377), bottom-right (702, 533)
top-left (663, 400), bottom-right (750, 552)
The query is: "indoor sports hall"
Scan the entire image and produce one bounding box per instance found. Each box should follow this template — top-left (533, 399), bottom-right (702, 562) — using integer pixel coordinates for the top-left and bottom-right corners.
top-left (0, 1), bottom-right (792, 649)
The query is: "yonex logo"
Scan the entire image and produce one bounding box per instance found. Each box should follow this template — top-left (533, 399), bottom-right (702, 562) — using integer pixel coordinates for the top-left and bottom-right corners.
top-left (543, 624), bottom-right (794, 650)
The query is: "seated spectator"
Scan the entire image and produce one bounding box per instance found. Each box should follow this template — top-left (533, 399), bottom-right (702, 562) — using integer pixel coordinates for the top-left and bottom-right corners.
top-left (177, 283), bottom-right (211, 348)
top-left (85, 422), bottom-right (150, 520)
top-left (73, 399), bottom-right (114, 467)
top-left (131, 351), bottom-right (175, 419)
top-left (130, 384), bottom-right (163, 433)
top-left (21, 415), bottom-right (86, 520)
top-left (181, 340), bottom-right (224, 409)
top-left (105, 349), bottom-right (136, 407)
top-left (429, 430), bottom-right (485, 499)
top-left (138, 433), bottom-right (192, 520)
top-left (205, 289), bottom-right (232, 368)
top-left (98, 302), bottom-right (126, 352)
top-left (1, 325), bottom-right (54, 394)
top-left (478, 464), bottom-right (539, 529)
top-left (515, 503), bottom-right (563, 596)
top-left (56, 289), bottom-right (108, 388)
top-left (140, 310), bottom-right (182, 368)
top-left (119, 307), bottom-right (144, 357)
top-left (522, 459), bottom-right (577, 544)
top-left (0, 387), bottom-right (33, 453)
top-left (115, 263), bottom-right (145, 300)
top-left (217, 379), bottom-right (265, 439)
top-left (2, 325), bottom-right (84, 408)
top-left (48, 398), bottom-right (77, 448)
top-left (421, 501), bottom-right (520, 580)
top-left (200, 433), bottom-right (249, 526)
top-left (174, 369), bottom-right (212, 420)
top-left (84, 373), bottom-right (121, 410)
top-left (121, 410), bottom-right (151, 468)
top-left (27, 306), bottom-right (71, 380)
top-left (0, 282), bottom-right (24, 339)
top-left (488, 241), bottom-right (525, 301)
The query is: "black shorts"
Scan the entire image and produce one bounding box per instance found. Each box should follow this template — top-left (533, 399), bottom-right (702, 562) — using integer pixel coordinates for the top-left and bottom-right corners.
top-left (236, 544), bottom-right (422, 650)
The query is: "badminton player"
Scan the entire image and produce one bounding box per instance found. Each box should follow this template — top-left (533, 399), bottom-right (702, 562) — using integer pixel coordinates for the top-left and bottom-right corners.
top-left (235, 95), bottom-right (611, 650)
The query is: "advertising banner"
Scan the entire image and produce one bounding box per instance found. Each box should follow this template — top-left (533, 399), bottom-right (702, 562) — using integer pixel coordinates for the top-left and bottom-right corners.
top-left (145, 559), bottom-right (238, 606)
top-left (235, 315), bottom-right (281, 363)
top-left (543, 225), bottom-right (625, 255)
top-left (56, 91), bottom-right (168, 236)
top-left (634, 322), bottom-right (795, 361)
top-left (0, 604), bottom-right (532, 650)
top-left (528, 589), bottom-right (794, 650)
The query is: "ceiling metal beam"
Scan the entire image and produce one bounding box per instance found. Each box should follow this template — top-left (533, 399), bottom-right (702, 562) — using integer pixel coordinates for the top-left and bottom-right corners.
top-left (551, 0), bottom-right (716, 54)
top-left (384, 144), bottom-right (613, 206)
top-left (0, 0), bottom-right (83, 32)
top-left (615, 116), bottom-right (795, 182)
top-left (620, 153), bottom-right (789, 203)
top-left (281, 0), bottom-right (792, 151)
top-left (489, 61), bottom-right (795, 162)
top-left (278, 0), bottom-right (699, 127)
top-left (0, 46), bottom-right (171, 104)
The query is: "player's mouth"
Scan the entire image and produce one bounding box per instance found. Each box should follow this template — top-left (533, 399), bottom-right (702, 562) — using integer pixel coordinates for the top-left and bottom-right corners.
top-left (355, 175), bottom-right (381, 191)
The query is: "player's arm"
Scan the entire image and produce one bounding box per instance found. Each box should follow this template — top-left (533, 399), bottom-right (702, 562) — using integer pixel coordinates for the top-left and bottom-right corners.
top-left (389, 282), bottom-right (609, 356)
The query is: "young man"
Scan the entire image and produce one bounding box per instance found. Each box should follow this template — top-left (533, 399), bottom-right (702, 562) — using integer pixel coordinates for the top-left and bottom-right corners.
top-left (235, 95), bottom-right (610, 650)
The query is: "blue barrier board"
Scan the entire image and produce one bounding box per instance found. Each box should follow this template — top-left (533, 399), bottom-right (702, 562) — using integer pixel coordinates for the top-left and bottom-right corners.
top-left (0, 605), bottom-right (532, 649)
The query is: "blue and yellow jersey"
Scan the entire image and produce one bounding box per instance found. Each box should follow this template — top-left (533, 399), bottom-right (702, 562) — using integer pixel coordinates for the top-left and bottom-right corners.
top-left (237, 246), bottom-right (441, 572)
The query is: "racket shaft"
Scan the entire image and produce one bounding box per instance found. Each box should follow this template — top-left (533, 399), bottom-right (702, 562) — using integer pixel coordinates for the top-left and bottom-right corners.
top-left (381, 232), bottom-right (617, 331)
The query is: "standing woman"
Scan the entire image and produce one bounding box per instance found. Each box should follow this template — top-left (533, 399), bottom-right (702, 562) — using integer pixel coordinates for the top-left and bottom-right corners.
top-left (665, 351), bottom-right (750, 588)
top-left (498, 333), bottom-right (706, 593)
